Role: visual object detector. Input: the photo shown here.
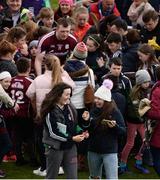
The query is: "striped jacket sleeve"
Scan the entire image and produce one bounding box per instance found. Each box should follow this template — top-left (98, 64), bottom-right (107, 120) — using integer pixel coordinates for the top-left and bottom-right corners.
top-left (45, 112), bottom-right (69, 142)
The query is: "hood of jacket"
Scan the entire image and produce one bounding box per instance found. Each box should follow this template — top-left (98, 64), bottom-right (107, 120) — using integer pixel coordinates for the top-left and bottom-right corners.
top-left (64, 59), bottom-right (88, 78)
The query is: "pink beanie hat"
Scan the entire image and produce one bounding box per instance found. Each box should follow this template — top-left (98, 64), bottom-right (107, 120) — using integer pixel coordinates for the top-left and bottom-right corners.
top-left (59, 0), bottom-right (73, 5)
top-left (73, 42), bottom-right (88, 60)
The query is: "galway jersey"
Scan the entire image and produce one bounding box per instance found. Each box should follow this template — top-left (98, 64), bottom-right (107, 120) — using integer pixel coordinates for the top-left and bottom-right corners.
top-left (9, 76), bottom-right (32, 119)
top-left (38, 31), bottom-right (77, 65)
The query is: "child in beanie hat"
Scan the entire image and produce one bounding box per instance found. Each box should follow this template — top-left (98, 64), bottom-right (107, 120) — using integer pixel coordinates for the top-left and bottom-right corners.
top-left (82, 79), bottom-right (125, 179)
top-left (28, 40), bottom-right (39, 79)
top-left (94, 79), bottom-right (113, 102)
top-left (54, 0), bottom-right (73, 22)
top-left (73, 42), bottom-right (88, 60)
top-left (29, 40), bottom-right (38, 50)
top-left (136, 70), bottom-right (151, 85)
top-left (120, 69), bottom-right (151, 174)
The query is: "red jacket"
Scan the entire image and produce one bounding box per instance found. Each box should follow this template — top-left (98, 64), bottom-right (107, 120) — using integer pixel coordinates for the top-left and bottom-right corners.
top-left (147, 81), bottom-right (160, 148)
top-left (74, 23), bottom-right (91, 42)
top-left (89, 1), bottom-right (120, 25)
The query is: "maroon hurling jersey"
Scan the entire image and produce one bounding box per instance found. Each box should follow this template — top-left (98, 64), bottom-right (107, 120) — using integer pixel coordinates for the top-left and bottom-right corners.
top-left (9, 76), bottom-right (32, 118)
top-left (38, 31), bottom-right (77, 64)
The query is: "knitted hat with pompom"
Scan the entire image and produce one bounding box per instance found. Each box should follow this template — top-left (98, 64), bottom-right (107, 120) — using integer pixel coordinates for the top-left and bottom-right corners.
top-left (73, 42), bottom-right (88, 60)
top-left (94, 79), bottom-right (113, 102)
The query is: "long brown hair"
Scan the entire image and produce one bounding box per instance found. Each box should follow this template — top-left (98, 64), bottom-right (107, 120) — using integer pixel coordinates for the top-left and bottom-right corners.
top-left (41, 82), bottom-right (72, 120)
top-left (44, 54), bottom-right (62, 87)
top-left (0, 40), bottom-right (17, 57)
top-left (138, 44), bottom-right (159, 69)
top-left (96, 100), bottom-right (116, 129)
top-left (19, 20), bottom-right (38, 42)
top-left (6, 27), bottom-right (26, 44)
top-left (130, 84), bottom-right (143, 101)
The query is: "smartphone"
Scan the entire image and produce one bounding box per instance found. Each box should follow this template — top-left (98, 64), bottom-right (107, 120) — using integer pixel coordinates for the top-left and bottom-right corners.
top-left (102, 119), bottom-right (112, 123)
top-left (2, 19), bottom-right (13, 29)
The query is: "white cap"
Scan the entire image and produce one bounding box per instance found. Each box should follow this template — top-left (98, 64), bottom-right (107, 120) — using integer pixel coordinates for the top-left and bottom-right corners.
top-left (0, 71), bottom-right (11, 80)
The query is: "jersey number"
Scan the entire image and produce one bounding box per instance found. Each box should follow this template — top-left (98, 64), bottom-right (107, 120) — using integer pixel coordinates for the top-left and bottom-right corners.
top-left (11, 90), bottom-right (24, 104)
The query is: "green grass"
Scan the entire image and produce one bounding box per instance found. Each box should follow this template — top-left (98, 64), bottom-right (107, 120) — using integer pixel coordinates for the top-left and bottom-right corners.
top-left (51, 0), bottom-right (58, 9)
top-left (1, 158), bottom-right (159, 179)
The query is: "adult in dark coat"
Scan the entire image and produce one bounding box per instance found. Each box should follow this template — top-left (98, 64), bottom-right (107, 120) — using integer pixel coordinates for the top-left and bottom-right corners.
top-left (0, 0), bottom-right (32, 32)
top-left (147, 66), bottom-right (160, 176)
top-left (140, 10), bottom-right (160, 58)
top-left (84, 14), bottom-right (118, 40)
top-left (122, 29), bottom-right (141, 73)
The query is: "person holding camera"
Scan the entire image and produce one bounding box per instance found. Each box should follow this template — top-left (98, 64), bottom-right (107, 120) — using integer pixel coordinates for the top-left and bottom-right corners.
top-left (0, 0), bottom-right (33, 33)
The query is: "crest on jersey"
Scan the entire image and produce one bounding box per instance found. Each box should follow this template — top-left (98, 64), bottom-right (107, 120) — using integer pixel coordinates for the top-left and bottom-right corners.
top-left (65, 44), bottom-right (69, 49)
top-left (57, 44), bottom-right (63, 51)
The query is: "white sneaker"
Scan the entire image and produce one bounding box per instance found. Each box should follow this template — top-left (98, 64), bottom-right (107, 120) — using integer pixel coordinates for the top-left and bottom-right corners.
top-left (58, 166), bottom-right (64, 175)
top-left (33, 167), bottom-right (46, 176)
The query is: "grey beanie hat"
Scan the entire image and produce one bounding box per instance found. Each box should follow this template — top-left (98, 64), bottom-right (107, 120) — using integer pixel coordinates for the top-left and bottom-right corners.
top-left (136, 70), bottom-right (151, 85)
top-left (29, 40), bottom-right (38, 49)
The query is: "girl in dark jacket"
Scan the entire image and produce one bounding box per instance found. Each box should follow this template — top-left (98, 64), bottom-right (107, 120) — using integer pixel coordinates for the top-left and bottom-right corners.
top-left (82, 79), bottom-right (126, 179)
top-left (41, 82), bottom-right (89, 179)
top-left (85, 34), bottom-right (109, 85)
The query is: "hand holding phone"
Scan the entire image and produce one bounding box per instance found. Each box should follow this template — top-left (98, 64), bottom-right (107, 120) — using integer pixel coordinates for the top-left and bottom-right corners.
top-left (101, 119), bottom-right (116, 128)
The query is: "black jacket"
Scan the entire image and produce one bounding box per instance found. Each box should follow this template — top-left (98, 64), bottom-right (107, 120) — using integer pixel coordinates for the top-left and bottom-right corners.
top-left (140, 18), bottom-right (160, 58)
top-left (0, 7), bottom-right (31, 32)
top-left (43, 104), bottom-right (89, 150)
top-left (86, 50), bottom-right (109, 84)
top-left (88, 107), bottom-right (126, 154)
top-left (122, 43), bottom-right (139, 73)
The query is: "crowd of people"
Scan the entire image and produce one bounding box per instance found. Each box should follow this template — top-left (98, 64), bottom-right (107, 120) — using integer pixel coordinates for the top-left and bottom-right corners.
top-left (0, 0), bottom-right (160, 179)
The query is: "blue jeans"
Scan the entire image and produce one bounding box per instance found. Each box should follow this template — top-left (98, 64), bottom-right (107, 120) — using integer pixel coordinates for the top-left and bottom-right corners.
top-left (151, 146), bottom-right (160, 176)
top-left (88, 151), bottom-right (118, 179)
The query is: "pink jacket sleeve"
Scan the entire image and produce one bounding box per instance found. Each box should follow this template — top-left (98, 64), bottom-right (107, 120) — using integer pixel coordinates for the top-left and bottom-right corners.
top-left (26, 80), bottom-right (36, 100)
